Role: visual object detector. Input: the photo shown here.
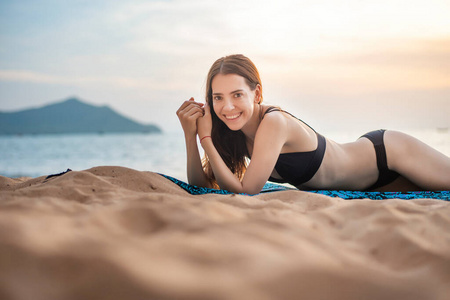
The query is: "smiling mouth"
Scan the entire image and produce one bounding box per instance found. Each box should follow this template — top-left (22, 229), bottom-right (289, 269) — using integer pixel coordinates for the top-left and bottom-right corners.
top-left (224, 112), bottom-right (242, 120)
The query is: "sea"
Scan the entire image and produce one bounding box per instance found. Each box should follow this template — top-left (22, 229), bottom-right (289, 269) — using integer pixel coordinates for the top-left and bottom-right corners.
top-left (1, 129), bottom-right (449, 181)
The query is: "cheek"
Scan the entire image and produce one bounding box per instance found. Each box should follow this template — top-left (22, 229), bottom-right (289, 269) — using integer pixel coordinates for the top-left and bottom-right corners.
top-left (212, 103), bottom-right (220, 116)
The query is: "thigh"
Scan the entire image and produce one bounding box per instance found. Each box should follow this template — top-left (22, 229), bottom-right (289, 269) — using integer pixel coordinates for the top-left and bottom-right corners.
top-left (370, 175), bottom-right (421, 192)
top-left (384, 130), bottom-right (450, 190)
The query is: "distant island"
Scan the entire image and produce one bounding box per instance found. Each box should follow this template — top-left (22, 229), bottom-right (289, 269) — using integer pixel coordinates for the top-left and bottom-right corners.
top-left (0, 97), bottom-right (162, 135)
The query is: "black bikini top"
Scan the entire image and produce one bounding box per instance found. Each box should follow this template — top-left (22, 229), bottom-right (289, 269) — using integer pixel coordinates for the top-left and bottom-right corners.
top-left (263, 107), bottom-right (326, 187)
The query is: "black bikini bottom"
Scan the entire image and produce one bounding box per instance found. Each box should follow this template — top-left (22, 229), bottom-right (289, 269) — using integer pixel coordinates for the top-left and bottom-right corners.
top-left (360, 130), bottom-right (400, 190)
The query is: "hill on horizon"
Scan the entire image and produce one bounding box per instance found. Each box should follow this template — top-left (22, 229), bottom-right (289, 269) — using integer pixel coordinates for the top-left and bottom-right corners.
top-left (0, 97), bottom-right (162, 135)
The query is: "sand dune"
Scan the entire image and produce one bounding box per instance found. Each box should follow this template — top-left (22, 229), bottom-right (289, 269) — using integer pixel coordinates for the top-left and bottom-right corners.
top-left (1, 166), bottom-right (449, 300)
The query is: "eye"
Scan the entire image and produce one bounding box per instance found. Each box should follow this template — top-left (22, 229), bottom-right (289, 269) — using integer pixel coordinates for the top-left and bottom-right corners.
top-left (213, 95), bottom-right (222, 101)
top-left (234, 93), bottom-right (242, 98)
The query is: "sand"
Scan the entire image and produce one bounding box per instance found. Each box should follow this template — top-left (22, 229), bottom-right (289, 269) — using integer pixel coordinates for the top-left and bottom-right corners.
top-left (0, 166), bottom-right (449, 300)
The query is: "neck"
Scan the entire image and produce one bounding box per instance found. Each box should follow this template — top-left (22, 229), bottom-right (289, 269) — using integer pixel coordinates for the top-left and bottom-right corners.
top-left (241, 103), bottom-right (262, 142)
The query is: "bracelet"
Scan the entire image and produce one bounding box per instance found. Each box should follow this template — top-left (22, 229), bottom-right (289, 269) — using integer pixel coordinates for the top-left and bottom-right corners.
top-left (200, 135), bottom-right (211, 143)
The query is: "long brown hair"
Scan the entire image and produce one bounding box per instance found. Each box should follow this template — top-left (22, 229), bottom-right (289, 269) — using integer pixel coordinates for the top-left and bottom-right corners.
top-left (202, 54), bottom-right (263, 188)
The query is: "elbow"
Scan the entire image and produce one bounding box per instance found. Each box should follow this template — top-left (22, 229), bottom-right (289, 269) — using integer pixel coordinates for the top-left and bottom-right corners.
top-left (188, 177), bottom-right (213, 189)
top-left (241, 183), bottom-right (263, 196)
top-left (217, 183), bottom-right (258, 195)
top-left (246, 188), bottom-right (262, 196)
top-left (217, 181), bottom-right (262, 195)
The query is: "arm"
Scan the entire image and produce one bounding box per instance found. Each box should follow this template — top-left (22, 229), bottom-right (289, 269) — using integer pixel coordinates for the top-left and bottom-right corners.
top-left (198, 105), bottom-right (287, 194)
top-left (176, 98), bottom-right (212, 188)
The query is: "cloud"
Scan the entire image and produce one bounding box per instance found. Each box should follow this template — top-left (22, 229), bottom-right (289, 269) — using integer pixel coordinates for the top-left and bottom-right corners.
top-left (0, 69), bottom-right (197, 91)
top-left (1, 0), bottom-right (450, 130)
top-left (257, 37), bottom-right (450, 98)
top-left (2, 35), bottom-right (449, 105)
top-left (0, 70), bottom-right (62, 84)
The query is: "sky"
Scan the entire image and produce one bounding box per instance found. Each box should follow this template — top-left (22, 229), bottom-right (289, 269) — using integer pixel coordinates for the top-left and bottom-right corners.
top-left (1, 0), bottom-right (449, 134)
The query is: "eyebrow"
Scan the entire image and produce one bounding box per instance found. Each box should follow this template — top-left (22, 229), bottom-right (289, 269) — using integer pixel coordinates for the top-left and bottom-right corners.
top-left (212, 89), bottom-right (244, 96)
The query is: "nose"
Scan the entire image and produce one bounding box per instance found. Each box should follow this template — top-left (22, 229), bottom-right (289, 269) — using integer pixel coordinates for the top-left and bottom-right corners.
top-left (223, 98), bottom-right (235, 111)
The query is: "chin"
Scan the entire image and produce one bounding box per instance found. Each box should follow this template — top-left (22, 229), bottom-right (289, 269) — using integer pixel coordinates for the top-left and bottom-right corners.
top-left (221, 122), bottom-right (241, 131)
top-left (221, 121), bottom-right (242, 131)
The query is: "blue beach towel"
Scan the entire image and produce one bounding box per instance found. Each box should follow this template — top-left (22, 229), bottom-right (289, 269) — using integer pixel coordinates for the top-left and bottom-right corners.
top-left (160, 174), bottom-right (450, 201)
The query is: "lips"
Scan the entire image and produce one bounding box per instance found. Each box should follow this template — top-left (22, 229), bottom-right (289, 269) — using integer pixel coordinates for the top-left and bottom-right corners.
top-left (224, 112), bottom-right (242, 120)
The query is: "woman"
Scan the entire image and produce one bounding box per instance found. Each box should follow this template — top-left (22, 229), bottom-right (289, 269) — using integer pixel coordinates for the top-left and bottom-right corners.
top-left (177, 54), bottom-right (450, 194)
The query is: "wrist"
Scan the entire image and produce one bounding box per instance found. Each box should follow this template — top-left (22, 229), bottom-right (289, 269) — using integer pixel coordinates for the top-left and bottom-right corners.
top-left (200, 135), bottom-right (211, 144)
top-left (200, 136), bottom-right (214, 151)
top-left (184, 133), bottom-right (198, 143)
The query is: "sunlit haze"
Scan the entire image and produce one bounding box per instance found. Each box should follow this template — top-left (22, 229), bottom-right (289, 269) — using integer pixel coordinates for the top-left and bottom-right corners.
top-left (1, 0), bottom-right (449, 134)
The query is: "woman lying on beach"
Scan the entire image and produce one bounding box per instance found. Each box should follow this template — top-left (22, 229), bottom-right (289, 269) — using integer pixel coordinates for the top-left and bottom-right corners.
top-left (177, 54), bottom-right (450, 194)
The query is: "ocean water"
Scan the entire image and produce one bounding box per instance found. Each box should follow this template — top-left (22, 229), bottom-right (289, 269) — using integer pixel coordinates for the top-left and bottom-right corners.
top-left (0, 132), bottom-right (187, 180)
top-left (1, 129), bottom-right (449, 181)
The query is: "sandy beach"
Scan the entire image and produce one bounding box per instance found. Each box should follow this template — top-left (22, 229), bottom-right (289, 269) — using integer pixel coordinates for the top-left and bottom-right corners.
top-left (1, 166), bottom-right (449, 300)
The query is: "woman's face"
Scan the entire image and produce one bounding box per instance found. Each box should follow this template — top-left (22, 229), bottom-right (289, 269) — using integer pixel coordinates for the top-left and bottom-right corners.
top-left (211, 73), bottom-right (259, 131)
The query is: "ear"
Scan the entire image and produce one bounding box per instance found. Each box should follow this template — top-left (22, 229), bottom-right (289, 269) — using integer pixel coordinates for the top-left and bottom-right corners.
top-left (254, 84), bottom-right (262, 104)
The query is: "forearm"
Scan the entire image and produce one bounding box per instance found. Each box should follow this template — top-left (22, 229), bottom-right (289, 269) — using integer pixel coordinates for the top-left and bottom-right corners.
top-left (184, 134), bottom-right (211, 188)
top-left (201, 138), bottom-right (244, 193)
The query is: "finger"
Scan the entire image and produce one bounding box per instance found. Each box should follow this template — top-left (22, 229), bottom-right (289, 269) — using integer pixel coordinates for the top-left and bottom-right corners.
top-left (188, 111), bottom-right (204, 120)
top-left (177, 100), bottom-right (203, 114)
top-left (191, 97), bottom-right (204, 107)
top-left (179, 106), bottom-right (203, 121)
top-left (177, 100), bottom-right (199, 112)
top-left (203, 102), bottom-right (211, 115)
top-left (186, 105), bottom-right (204, 117)
top-left (176, 102), bottom-right (191, 115)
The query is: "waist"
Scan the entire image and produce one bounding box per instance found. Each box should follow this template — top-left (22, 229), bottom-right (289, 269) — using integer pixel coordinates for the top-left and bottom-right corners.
top-left (270, 133), bottom-right (326, 186)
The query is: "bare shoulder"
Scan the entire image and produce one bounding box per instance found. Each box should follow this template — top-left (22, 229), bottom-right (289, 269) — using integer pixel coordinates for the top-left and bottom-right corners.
top-left (254, 107), bottom-right (289, 150)
top-left (260, 107), bottom-right (288, 129)
top-left (251, 107), bottom-right (289, 158)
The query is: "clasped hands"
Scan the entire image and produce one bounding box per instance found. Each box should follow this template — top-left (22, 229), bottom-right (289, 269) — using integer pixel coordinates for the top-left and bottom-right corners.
top-left (176, 97), bottom-right (212, 141)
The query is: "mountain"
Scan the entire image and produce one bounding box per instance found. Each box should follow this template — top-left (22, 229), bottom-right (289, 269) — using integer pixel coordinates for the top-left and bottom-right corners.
top-left (0, 97), bottom-right (162, 135)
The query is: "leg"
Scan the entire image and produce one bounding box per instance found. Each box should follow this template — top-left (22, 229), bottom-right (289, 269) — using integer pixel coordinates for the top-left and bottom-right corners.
top-left (359, 130), bottom-right (400, 190)
top-left (371, 175), bottom-right (422, 192)
top-left (384, 130), bottom-right (450, 190)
